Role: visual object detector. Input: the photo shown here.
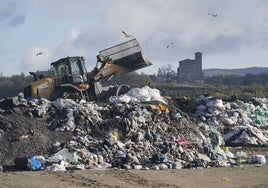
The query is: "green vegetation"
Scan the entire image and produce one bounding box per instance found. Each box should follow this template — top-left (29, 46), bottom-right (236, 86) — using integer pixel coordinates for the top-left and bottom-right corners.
top-left (0, 72), bottom-right (268, 101)
top-left (0, 73), bottom-right (32, 99)
top-left (154, 83), bottom-right (268, 101)
top-left (0, 73), bottom-right (31, 88)
top-left (205, 73), bottom-right (268, 85)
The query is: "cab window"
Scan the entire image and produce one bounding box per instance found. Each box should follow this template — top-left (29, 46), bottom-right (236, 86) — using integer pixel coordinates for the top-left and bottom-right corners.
top-left (70, 58), bottom-right (82, 75)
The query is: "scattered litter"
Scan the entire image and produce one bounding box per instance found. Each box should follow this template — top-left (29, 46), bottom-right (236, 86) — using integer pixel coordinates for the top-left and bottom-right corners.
top-left (247, 154), bottom-right (266, 165)
top-left (221, 177), bottom-right (230, 182)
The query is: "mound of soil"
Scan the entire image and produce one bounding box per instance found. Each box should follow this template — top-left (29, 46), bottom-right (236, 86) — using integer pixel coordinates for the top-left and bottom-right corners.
top-left (0, 106), bottom-right (73, 165)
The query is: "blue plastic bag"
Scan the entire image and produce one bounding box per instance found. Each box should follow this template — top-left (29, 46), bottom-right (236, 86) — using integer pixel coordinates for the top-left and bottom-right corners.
top-left (29, 157), bottom-right (41, 171)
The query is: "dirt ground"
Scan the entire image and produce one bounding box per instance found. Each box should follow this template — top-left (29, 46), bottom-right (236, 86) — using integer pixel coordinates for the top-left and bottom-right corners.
top-left (0, 107), bottom-right (73, 165)
top-left (0, 165), bottom-right (267, 188)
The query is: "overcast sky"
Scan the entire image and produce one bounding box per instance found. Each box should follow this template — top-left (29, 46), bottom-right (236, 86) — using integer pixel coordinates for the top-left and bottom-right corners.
top-left (1, 0), bottom-right (268, 76)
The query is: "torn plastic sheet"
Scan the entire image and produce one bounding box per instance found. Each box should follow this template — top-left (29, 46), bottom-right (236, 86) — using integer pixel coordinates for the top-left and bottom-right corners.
top-left (109, 86), bottom-right (166, 104)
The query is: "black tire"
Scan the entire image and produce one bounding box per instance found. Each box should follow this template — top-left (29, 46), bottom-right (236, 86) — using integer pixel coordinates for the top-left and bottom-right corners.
top-left (63, 93), bottom-right (81, 101)
top-left (0, 129), bottom-right (4, 139)
top-left (50, 86), bottom-right (82, 101)
top-left (116, 85), bottom-right (130, 96)
top-left (50, 89), bottom-right (66, 101)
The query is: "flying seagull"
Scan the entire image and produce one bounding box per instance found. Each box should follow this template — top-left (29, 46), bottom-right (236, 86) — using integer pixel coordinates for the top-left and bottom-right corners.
top-left (122, 31), bottom-right (133, 38)
top-left (166, 42), bottom-right (174, 49)
top-left (208, 13), bottom-right (218, 17)
top-left (36, 51), bottom-right (44, 56)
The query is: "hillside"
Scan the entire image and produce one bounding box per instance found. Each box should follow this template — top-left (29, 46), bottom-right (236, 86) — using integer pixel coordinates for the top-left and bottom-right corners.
top-left (203, 66), bottom-right (268, 77)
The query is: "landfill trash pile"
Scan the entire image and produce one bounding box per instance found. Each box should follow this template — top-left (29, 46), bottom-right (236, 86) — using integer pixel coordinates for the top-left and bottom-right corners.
top-left (0, 86), bottom-right (267, 172)
top-left (193, 96), bottom-right (268, 146)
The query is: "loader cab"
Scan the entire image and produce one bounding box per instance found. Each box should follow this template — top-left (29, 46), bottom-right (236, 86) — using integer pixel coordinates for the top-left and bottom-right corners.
top-left (51, 56), bottom-right (88, 84)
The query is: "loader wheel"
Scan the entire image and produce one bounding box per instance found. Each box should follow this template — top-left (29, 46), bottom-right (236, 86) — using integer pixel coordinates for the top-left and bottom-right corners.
top-left (63, 93), bottom-right (81, 101)
top-left (51, 88), bottom-right (82, 101)
top-left (0, 129), bottom-right (4, 139)
top-left (50, 89), bottom-right (66, 101)
top-left (116, 85), bottom-right (130, 96)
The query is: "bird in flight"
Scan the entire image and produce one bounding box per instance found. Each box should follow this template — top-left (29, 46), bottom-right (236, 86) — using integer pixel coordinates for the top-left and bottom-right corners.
top-left (36, 51), bottom-right (44, 56)
top-left (166, 42), bottom-right (174, 49)
top-left (122, 31), bottom-right (133, 38)
top-left (208, 13), bottom-right (218, 17)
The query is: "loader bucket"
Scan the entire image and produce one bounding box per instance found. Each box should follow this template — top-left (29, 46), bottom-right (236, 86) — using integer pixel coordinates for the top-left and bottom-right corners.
top-left (99, 39), bottom-right (152, 72)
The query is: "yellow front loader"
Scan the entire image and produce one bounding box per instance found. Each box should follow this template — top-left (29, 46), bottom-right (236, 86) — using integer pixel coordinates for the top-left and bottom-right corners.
top-left (24, 39), bottom-right (151, 101)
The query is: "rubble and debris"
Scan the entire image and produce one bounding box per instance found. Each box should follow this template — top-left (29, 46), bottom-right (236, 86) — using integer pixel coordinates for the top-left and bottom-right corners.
top-left (0, 87), bottom-right (267, 172)
top-left (193, 96), bottom-right (268, 146)
top-left (247, 154), bottom-right (266, 165)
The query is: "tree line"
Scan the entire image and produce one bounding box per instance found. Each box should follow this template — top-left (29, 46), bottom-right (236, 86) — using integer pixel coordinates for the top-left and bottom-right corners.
top-left (0, 73), bottom-right (32, 87)
top-left (205, 73), bottom-right (268, 85)
top-left (0, 72), bottom-right (268, 100)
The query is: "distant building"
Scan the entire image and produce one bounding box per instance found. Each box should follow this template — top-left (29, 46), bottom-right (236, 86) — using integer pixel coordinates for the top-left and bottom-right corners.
top-left (177, 52), bottom-right (204, 83)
